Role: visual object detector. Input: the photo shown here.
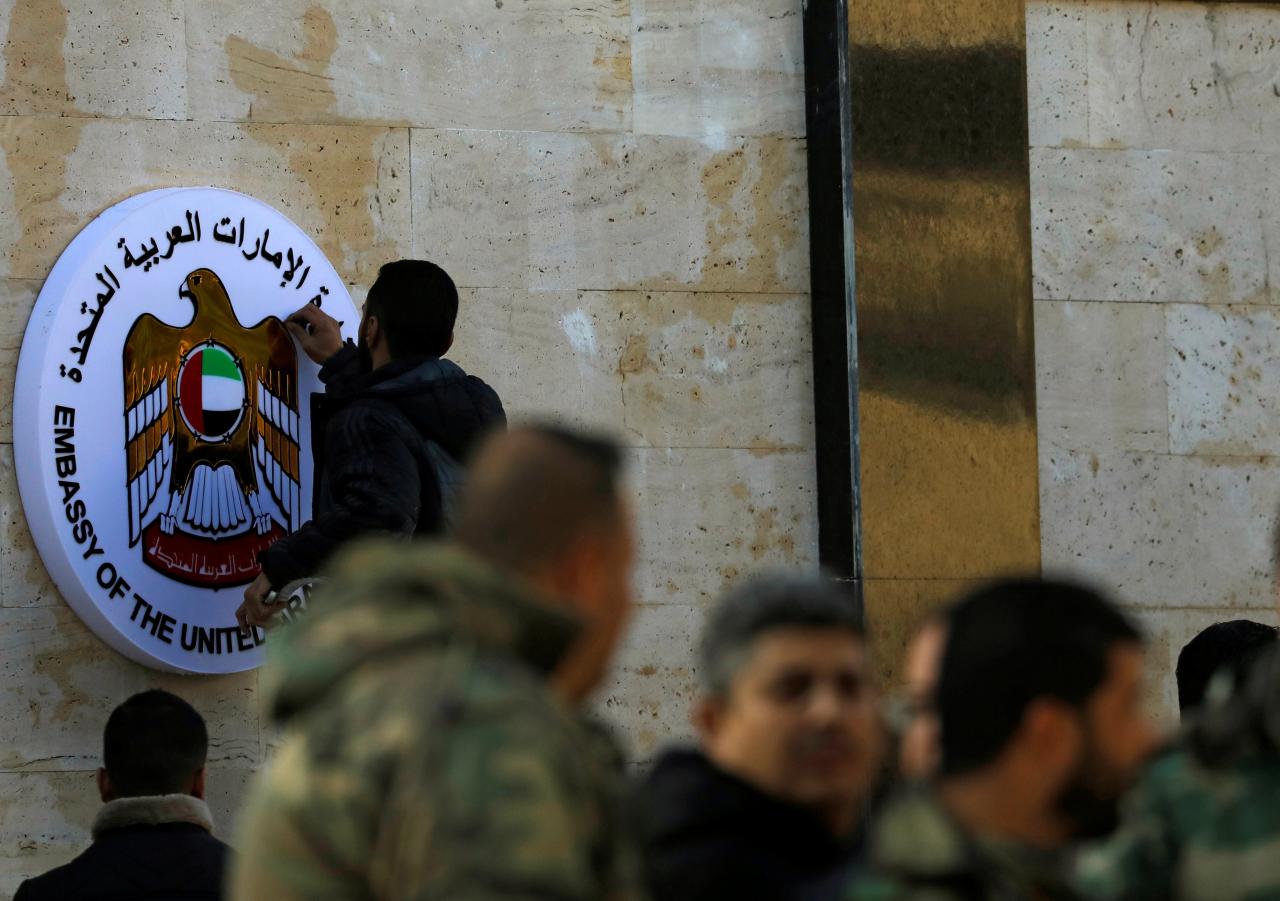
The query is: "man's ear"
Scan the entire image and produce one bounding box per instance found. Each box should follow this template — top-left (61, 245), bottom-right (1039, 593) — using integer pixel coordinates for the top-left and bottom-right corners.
top-left (692, 696), bottom-right (726, 744)
top-left (365, 314), bottom-right (382, 350)
top-left (543, 534), bottom-right (612, 618)
top-left (537, 541), bottom-right (588, 611)
top-left (442, 330), bottom-right (454, 357)
top-left (190, 767), bottom-right (206, 800)
top-left (1021, 698), bottom-right (1081, 775)
top-left (96, 767), bottom-right (115, 804)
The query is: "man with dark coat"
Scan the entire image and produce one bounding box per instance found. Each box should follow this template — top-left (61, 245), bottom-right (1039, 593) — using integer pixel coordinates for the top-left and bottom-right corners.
top-left (14, 690), bottom-right (229, 901)
top-left (237, 259), bottom-right (505, 632)
top-left (637, 574), bottom-right (886, 901)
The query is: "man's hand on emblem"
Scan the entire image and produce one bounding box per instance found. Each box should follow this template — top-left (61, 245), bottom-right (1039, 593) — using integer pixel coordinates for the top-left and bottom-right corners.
top-left (286, 303), bottom-right (345, 364)
top-left (236, 572), bottom-right (277, 637)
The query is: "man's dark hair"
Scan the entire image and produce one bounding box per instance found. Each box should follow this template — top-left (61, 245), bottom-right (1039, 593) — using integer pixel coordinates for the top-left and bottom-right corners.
top-left (937, 578), bottom-right (1141, 778)
top-left (1177, 620), bottom-right (1278, 715)
top-left (364, 259), bottom-right (459, 359)
top-left (700, 573), bottom-right (864, 696)
top-left (454, 425), bottom-right (624, 574)
top-left (103, 690), bottom-right (208, 797)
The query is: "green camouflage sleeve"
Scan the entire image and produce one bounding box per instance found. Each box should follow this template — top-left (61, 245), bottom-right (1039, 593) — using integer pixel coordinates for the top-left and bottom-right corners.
top-left (1074, 753), bottom-right (1185, 901)
top-left (229, 733), bottom-right (383, 900)
top-left (369, 692), bottom-right (646, 901)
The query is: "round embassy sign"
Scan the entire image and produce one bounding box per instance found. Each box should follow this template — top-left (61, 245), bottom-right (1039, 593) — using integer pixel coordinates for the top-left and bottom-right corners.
top-left (14, 188), bottom-right (358, 673)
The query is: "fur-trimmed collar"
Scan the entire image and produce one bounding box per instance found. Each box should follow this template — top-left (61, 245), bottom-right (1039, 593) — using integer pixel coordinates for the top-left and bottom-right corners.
top-left (92, 794), bottom-right (214, 839)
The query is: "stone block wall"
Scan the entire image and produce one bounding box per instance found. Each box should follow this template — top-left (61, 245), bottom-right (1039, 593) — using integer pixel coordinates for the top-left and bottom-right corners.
top-left (0, 2), bottom-right (813, 894)
top-left (1028, 0), bottom-right (1280, 722)
top-left (7, 0), bottom-right (1269, 891)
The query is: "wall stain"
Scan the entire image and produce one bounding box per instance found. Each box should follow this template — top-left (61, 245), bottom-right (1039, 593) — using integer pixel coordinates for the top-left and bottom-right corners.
top-left (1199, 260), bottom-right (1232, 305)
top-left (0, 0), bottom-right (77, 112)
top-left (32, 642), bottom-right (93, 725)
top-left (1195, 227), bottom-right (1224, 257)
top-left (592, 42), bottom-right (633, 91)
top-left (588, 30), bottom-right (631, 122)
top-left (227, 7), bottom-right (340, 123)
top-left (618, 334), bottom-right (652, 374)
top-left (751, 506), bottom-right (797, 563)
top-left (0, 0), bottom-right (84, 279)
top-left (226, 6), bottom-right (403, 282)
top-left (728, 504), bottom-right (800, 565)
top-left (699, 137), bottom-right (805, 294)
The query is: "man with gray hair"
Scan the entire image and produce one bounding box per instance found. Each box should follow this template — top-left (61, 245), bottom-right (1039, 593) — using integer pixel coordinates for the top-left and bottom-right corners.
top-left (635, 573), bottom-right (885, 901)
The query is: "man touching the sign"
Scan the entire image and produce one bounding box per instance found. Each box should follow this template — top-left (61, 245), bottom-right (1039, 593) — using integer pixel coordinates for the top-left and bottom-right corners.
top-left (236, 259), bottom-right (505, 633)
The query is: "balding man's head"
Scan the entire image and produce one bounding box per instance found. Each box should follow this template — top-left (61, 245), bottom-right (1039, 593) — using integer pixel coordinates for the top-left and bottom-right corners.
top-left (455, 426), bottom-right (624, 576)
top-left (454, 425), bottom-right (635, 702)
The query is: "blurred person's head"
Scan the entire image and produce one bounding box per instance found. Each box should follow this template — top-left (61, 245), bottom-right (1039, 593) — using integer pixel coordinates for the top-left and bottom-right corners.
top-left (897, 615), bottom-right (947, 781)
top-left (98, 690), bottom-right (208, 803)
top-left (359, 259), bottom-right (459, 369)
top-left (937, 578), bottom-right (1157, 848)
top-left (693, 574), bottom-right (882, 836)
top-left (1177, 620), bottom-right (1278, 717)
top-left (454, 425), bottom-right (633, 703)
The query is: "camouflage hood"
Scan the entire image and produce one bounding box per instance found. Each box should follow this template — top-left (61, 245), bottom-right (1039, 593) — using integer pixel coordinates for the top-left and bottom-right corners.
top-left (1190, 643), bottom-right (1280, 765)
top-left (850, 788), bottom-right (1082, 901)
top-left (263, 541), bottom-right (581, 722)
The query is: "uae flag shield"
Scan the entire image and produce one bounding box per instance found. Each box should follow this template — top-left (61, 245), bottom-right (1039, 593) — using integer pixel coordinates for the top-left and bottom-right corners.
top-left (178, 343), bottom-right (246, 440)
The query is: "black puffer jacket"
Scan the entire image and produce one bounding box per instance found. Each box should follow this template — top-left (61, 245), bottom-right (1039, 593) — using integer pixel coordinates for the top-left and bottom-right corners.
top-left (636, 748), bottom-right (863, 901)
top-left (259, 343), bottom-right (505, 587)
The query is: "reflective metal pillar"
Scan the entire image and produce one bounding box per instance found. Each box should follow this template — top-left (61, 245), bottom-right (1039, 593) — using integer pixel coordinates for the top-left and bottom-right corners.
top-left (805, 0), bottom-right (1041, 683)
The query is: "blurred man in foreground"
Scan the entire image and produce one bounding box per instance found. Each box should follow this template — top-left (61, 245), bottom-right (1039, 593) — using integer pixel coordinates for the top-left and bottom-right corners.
top-left (637, 574), bottom-right (884, 901)
top-left (848, 578), bottom-right (1157, 901)
top-left (1078, 617), bottom-right (1280, 897)
top-left (231, 426), bottom-right (643, 900)
top-left (15, 690), bottom-right (229, 901)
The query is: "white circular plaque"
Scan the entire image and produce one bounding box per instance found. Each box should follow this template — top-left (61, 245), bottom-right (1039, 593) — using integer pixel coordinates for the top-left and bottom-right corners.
top-left (14, 188), bottom-right (358, 673)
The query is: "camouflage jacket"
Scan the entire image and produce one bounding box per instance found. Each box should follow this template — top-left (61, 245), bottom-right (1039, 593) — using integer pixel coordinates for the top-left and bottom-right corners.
top-left (1076, 648), bottom-right (1280, 901)
top-left (230, 541), bottom-right (646, 901)
top-left (845, 789), bottom-right (1082, 901)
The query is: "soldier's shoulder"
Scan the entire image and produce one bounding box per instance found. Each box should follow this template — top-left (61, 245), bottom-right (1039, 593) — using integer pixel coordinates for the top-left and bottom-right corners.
top-left (336, 639), bottom-right (567, 746)
top-left (1138, 741), bottom-right (1276, 813)
top-left (441, 658), bottom-right (591, 760)
top-left (246, 651), bottom-right (583, 830)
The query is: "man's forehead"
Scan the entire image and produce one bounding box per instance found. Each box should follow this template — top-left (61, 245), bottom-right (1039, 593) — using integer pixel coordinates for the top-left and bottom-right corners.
top-left (743, 626), bottom-right (866, 669)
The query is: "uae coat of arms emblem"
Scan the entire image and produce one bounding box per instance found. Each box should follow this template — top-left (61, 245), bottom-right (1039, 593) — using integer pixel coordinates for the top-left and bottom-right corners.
top-left (123, 268), bottom-right (300, 587)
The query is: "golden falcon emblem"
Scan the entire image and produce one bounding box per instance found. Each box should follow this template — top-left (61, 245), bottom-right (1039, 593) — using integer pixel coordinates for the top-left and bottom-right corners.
top-left (122, 268), bottom-right (300, 587)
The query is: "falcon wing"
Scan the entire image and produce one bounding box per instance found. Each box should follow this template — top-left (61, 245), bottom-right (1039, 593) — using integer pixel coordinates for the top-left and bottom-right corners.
top-left (122, 314), bottom-right (177, 547)
top-left (246, 319), bottom-right (301, 532)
